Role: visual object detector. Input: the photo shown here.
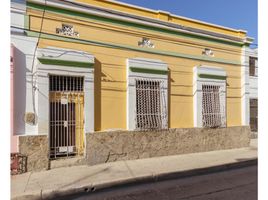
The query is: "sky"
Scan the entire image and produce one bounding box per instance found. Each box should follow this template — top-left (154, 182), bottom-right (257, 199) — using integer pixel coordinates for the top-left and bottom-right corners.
top-left (116, 0), bottom-right (258, 46)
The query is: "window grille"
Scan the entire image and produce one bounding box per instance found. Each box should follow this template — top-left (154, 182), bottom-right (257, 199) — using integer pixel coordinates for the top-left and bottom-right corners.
top-left (249, 57), bottom-right (257, 76)
top-left (135, 79), bottom-right (166, 130)
top-left (250, 99), bottom-right (258, 132)
top-left (49, 75), bottom-right (84, 92)
top-left (202, 85), bottom-right (224, 128)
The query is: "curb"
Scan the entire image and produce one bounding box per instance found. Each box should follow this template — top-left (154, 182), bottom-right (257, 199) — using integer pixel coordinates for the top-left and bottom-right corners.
top-left (12, 158), bottom-right (257, 200)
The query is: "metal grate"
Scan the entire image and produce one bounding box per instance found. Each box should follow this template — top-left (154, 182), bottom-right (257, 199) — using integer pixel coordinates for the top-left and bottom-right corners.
top-left (49, 75), bottom-right (84, 92)
top-left (202, 85), bottom-right (223, 128)
top-left (249, 57), bottom-right (257, 76)
top-left (49, 75), bottom-right (84, 159)
top-left (250, 99), bottom-right (258, 132)
top-left (135, 79), bottom-right (166, 130)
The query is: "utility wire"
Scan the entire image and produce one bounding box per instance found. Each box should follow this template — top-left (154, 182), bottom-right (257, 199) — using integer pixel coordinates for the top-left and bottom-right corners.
top-left (11, 24), bottom-right (258, 71)
top-left (11, 25), bottom-right (258, 80)
top-left (29, 0), bottom-right (47, 124)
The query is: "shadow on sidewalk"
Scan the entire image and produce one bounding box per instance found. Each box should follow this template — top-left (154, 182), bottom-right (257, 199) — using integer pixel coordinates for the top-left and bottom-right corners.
top-left (59, 167), bottom-right (111, 190)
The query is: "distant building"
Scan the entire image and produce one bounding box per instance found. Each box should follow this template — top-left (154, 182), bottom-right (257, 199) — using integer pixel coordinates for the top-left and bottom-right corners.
top-left (11, 0), bottom-right (254, 171)
top-left (248, 48), bottom-right (258, 133)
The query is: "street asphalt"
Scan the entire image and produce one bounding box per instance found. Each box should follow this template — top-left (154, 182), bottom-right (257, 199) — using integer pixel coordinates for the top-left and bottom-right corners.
top-left (65, 165), bottom-right (257, 200)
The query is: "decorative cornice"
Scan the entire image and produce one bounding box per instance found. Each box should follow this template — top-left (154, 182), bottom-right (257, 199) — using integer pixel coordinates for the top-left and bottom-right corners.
top-left (138, 38), bottom-right (155, 48)
top-left (38, 58), bottom-right (94, 68)
top-left (130, 67), bottom-right (168, 75)
top-left (198, 74), bottom-right (226, 80)
top-left (26, 29), bottom-right (241, 66)
top-left (26, 0), bottom-right (247, 47)
top-left (56, 24), bottom-right (79, 37)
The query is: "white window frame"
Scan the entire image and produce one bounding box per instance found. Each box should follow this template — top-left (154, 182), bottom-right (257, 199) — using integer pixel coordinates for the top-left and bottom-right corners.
top-left (127, 58), bottom-right (168, 130)
top-left (193, 66), bottom-right (227, 128)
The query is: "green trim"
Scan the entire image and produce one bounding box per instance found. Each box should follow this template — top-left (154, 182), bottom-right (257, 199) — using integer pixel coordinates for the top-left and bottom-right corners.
top-left (27, 1), bottom-right (244, 47)
top-left (198, 74), bottom-right (226, 80)
top-left (24, 15), bottom-right (29, 30)
top-left (38, 58), bottom-right (94, 68)
top-left (26, 30), bottom-right (241, 66)
top-left (130, 67), bottom-right (168, 75)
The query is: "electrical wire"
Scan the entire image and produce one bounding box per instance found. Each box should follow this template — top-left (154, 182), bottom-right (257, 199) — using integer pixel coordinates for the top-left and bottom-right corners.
top-left (11, 24), bottom-right (258, 74)
top-left (29, 0), bottom-right (47, 124)
top-left (11, 24), bottom-right (258, 81)
top-left (11, 0), bottom-right (258, 103)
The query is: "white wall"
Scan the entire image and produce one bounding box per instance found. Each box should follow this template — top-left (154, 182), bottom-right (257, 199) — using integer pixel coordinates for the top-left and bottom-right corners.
top-left (248, 48), bottom-right (258, 99)
top-left (37, 47), bottom-right (95, 135)
top-left (193, 66), bottom-right (227, 127)
top-left (249, 77), bottom-right (258, 99)
top-left (11, 0), bottom-right (39, 135)
top-left (241, 46), bottom-right (250, 126)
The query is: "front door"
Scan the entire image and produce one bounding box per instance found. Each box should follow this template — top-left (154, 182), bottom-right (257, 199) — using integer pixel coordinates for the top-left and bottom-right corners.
top-left (49, 75), bottom-right (84, 159)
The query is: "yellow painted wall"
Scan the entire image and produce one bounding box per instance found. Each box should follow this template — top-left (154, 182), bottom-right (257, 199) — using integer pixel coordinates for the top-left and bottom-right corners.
top-left (28, 4), bottom-right (244, 131)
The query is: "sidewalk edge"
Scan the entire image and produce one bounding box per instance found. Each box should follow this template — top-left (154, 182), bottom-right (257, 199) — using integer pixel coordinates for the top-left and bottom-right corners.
top-left (12, 158), bottom-right (257, 200)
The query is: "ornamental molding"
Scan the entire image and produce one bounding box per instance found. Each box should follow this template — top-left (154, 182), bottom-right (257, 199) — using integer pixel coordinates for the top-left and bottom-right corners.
top-left (202, 48), bottom-right (214, 57)
top-left (138, 37), bottom-right (155, 48)
top-left (56, 24), bottom-right (79, 37)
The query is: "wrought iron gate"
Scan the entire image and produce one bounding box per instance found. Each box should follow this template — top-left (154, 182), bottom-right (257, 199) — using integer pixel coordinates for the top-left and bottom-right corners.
top-left (49, 75), bottom-right (84, 159)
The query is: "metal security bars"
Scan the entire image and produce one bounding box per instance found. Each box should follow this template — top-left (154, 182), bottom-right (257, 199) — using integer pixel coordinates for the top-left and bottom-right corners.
top-left (250, 99), bottom-right (258, 132)
top-left (249, 57), bottom-right (257, 77)
top-left (49, 75), bottom-right (84, 159)
top-left (135, 79), bottom-right (166, 130)
top-left (202, 85), bottom-right (224, 128)
top-left (49, 75), bottom-right (84, 92)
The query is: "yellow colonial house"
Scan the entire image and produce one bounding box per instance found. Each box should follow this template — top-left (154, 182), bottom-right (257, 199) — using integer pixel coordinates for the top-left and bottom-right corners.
top-left (11, 0), bottom-right (253, 171)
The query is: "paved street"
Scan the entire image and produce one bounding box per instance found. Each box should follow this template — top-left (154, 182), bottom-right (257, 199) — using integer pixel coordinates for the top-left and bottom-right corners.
top-left (66, 165), bottom-right (257, 200)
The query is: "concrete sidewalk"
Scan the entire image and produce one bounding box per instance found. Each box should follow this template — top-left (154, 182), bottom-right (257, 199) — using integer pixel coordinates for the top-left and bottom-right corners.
top-left (11, 139), bottom-right (257, 200)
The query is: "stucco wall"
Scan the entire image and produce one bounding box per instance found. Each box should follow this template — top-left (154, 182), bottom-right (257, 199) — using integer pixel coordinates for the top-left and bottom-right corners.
top-left (249, 76), bottom-right (258, 99)
top-left (17, 126), bottom-right (250, 171)
top-left (19, 135), bottom-right (49, 172)
top-left (85, 126), bottom-right (250, 165)
top-left (28, 5), bottom-right (244, 130)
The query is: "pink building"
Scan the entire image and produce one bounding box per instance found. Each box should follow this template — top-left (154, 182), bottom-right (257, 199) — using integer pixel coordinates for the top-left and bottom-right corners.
top-left (10, 44), bottom-right (18, 153)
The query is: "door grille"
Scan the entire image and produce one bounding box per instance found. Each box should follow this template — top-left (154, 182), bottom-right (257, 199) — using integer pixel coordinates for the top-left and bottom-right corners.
top-left (49, 75), bottom-right (84, 92)
top-left (49, 75), bottom-right (84, 159)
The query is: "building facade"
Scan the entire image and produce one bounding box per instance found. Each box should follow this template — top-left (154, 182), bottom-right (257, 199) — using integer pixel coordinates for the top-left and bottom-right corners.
top-left (248, 48), bottom-right (258, 133)
top-left (11, 0), bottom-right (254, 171)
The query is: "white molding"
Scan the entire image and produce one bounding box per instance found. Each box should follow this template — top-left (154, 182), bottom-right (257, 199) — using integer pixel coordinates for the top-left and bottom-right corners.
top-left (37, 46), bottom-right (94, 63)
top-left (36, 47), bottom-right (95, 138)
top-left (127, 58), bottom-right (168, 130)
top-left (11, 0), bottom-right (26, 12)
top-left (241, 46), bottom-right (250, 125)
top-left (61, 0), bottom-right (246, 34)
top-left (195, 66), bottom-right (227, 77)
top-left (193, 65), bottom-right (227, 127)
top-left (27, 0), bottom-right (245, 44)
